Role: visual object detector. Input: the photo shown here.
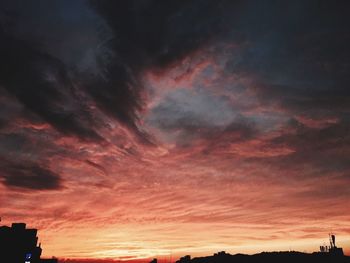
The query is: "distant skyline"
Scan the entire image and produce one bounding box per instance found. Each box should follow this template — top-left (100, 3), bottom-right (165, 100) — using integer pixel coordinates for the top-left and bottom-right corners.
top-left (0, 0), bottom-right (350, 260)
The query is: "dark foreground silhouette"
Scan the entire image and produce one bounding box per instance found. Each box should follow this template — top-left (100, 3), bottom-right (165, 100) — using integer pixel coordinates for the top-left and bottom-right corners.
top-left (0, 222), bottom-right (57, 263)
top-left (173, 251), bottom-right (350, 263)
top-left (1, 222), bottom-right (349, 263)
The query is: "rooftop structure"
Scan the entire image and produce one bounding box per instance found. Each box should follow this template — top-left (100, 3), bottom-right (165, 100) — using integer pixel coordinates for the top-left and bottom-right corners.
top-left (319, 234), bottom-right (344, 256)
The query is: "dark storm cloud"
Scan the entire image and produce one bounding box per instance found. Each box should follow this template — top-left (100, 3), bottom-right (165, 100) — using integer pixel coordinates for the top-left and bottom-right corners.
top-left (0, 22), bottom-right (104, 190)
top-left (223, 0), bottom-right (350, 115)
top-left (0, 160), bottom-right (62, 190)
top-left (1, 0), bottom-right (348, 139)
top-left (0, 0), bottom-right (102, 70)
top-left (202, 1), bottom-right (350, 166)
top-left (0, 0), bottom-right (349, 188)
top-left (90, 0), bottom-right (230, 67)
top-left (0, 27), bottom-right (102, 142)
top-left (135, 0), bottom-right (350, 151)
top-left (87, 0), bottom-right (233, 133)
top-left (1, 0), bottom-right (233, 141)
top-left (0, 132), bottom-right (65, 191)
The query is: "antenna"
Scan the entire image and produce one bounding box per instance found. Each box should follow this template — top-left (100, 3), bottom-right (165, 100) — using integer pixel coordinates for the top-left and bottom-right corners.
top-left (329, 234), bottom-right (333, 248)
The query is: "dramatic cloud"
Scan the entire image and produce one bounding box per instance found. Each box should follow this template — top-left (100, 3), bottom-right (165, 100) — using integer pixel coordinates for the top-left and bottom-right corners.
top-left (0, 0), bottom-right (350, 260)
top-left (0, 160), bottom-right (61, 190)
top-left (0, 13), bottom-right (102, 142)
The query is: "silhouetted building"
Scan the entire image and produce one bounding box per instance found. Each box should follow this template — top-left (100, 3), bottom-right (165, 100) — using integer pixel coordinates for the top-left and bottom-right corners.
top-left (0, 222), bottom-right (58, 263)
top-left (0, 223), bottom-right (42, 263)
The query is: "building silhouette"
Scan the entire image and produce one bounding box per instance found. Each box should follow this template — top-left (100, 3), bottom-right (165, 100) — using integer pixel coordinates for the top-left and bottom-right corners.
top-left (0, 222), bottom-right (58, 263)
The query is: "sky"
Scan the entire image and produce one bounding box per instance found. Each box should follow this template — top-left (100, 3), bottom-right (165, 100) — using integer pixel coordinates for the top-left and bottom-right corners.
top-left (0, 0), bottom-right (350, 261)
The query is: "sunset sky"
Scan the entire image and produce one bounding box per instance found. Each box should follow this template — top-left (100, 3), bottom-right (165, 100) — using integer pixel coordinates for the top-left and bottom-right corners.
top-left (0, 0), bottom-right (350, 261)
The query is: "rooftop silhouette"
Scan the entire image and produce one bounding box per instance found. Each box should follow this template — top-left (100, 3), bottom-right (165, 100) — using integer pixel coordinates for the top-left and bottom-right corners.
top-left (163, 237), bottom-right (348, 263)
top-left (169, 250), bottom-right (350, 263)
